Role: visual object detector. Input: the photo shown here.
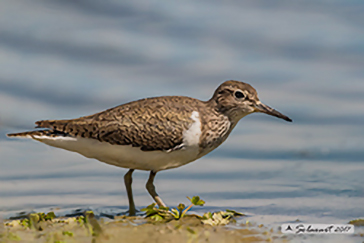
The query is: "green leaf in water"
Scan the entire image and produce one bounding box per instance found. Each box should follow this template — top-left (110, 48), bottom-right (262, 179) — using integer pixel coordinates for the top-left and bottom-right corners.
top-left (62, 231), bottom-right (74, 237)
top-left (150, 214), bottom-right (164, 221)
top-left (349, 218), bottom-right (364, 226)
top-left (177, 203), bottom-right (186, 212)
top-left (187, 196), bottom-right (205, 206)
top-left (170, 208), bottom-right (180, 219)
top-left (225, 209), bottom-right (245, 216)
top-left (45, 212), bottom-right (56, 221)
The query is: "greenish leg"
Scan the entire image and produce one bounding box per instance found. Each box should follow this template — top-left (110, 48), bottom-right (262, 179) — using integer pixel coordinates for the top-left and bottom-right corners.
top-left (146, 171), bottom-right (166, 208)
top-left (124, 169), bottom-right (136, 216)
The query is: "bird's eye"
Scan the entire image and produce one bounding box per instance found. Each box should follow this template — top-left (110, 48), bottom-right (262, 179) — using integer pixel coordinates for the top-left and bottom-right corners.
top-left (234, 91), bottom-right (245, 99)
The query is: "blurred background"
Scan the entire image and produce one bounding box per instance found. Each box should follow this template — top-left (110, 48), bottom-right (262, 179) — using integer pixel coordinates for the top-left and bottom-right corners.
top-left (1, 0), bottom-right (363, 225)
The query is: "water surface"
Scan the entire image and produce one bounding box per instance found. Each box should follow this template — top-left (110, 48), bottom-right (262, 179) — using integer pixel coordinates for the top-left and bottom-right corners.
top-left (1, 1), bottom-right (364, 242)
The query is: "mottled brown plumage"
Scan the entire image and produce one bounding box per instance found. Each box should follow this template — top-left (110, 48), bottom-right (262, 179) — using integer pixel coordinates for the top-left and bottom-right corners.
top-left (7, 80), bottom-right (292, 216)
top-left (35, 96), bottom-right (202, 151)
top-left (32, 95), bottom-right (233, 154)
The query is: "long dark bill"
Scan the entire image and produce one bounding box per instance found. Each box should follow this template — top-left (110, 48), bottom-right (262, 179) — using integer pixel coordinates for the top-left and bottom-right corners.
top-left (255, 102), bottom-right (292, 122)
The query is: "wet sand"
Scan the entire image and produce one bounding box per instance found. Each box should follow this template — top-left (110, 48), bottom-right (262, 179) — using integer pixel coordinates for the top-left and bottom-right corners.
top-left (1, 211), bottom-right (287, 243)
top-left (3, 209), bottom-right (364, 243)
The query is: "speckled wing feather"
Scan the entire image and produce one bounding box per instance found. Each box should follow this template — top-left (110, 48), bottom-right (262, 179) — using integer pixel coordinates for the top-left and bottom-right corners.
top-left (35, 96), bottom-right (202, 151)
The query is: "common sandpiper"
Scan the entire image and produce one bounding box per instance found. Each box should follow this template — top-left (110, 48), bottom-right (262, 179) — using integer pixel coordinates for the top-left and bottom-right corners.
top-left (7, 80), bottom-right (292, 216)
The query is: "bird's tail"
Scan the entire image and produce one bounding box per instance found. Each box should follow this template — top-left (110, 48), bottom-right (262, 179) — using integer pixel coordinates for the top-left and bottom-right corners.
top-left (7, 130), bottom-right (51, 138)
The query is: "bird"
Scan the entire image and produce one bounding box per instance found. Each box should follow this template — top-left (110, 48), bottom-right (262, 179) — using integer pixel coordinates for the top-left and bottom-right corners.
top-left (7, 80), bottom-right (292, 216)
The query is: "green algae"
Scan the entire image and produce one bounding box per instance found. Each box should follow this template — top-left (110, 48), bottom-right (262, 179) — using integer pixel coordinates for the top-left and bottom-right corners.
top-left (2, 197), bottom-right (285, 243)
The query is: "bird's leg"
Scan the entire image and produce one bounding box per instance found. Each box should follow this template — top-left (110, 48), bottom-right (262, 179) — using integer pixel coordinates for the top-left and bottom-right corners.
top-left (146, 171), bottom-right (166, 208)
top-left (124, 169), bottom-right (136, 216)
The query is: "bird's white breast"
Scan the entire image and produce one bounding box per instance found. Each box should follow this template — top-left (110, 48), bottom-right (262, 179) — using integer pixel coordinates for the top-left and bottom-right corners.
top-left (182, 111), bottom-right (202, 147)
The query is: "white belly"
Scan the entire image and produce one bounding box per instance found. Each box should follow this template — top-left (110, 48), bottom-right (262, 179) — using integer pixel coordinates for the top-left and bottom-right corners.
top-left (34, 136), bottom-right (200, 172)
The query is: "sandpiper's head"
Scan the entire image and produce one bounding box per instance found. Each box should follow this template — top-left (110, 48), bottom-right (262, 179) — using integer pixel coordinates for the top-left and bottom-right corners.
top-left (211, 80), bottom-right (292, 122)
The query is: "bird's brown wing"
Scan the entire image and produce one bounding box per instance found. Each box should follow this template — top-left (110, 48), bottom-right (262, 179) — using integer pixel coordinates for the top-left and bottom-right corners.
top-left (36, 96), bottom-right (200, 151)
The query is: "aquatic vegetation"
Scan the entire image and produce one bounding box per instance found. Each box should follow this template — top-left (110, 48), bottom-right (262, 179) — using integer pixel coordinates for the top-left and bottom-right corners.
top-left (142, 196), bottom-right (205, 221)
top-left (349, 218), bottom-right (364, 226)
top-left (1, 197), bottom-right (256, 242)
top-left (5, 211), bottom-right (57, 230)
top-left (142, 196), bottom-right (245, 226)
top-left (84, 211), bottom-right (103, 237)
top-left (62, 230), bottom-right (74, 237)
top-left (2, 232), bottom-right (22, 241)
top-left (202, 210), bottom-right (245, 226)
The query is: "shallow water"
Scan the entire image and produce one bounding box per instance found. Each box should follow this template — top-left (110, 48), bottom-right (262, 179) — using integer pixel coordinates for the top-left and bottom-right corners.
top-left (1, 0), bottom-right (364, 242)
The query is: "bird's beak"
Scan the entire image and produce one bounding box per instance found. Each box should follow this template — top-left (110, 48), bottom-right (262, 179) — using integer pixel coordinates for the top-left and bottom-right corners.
top-left (254, 101), bottom-right (292, 122)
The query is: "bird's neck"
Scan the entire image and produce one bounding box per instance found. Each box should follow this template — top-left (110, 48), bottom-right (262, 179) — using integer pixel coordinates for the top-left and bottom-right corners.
top-left (205, 98), bottom-right (248, 125)
top-left (197, 102), bottom-right (241, 156)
